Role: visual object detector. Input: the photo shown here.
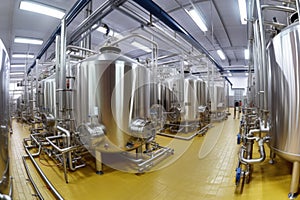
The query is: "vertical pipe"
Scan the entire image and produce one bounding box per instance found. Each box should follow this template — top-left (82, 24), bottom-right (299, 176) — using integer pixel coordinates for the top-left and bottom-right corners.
top-left (35, 59), bottom-right (39, 114)
top-left (24, 57), bottom-right (28, 118)
top-left (255, 0), bottom-right (268, 112)
top-left (55, 36), bottom-right (61, 119)
top-left (30, 74), bottom-right (34, 120)
top-left (296, 0), bottom-right (300, 25)
top-left (60, 18), bottom-right (67, 121)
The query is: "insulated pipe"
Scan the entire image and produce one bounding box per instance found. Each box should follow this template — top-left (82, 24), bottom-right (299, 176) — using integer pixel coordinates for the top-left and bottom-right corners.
top-left (27, 0), bottom-right (91, 74)
top-left (240, 139), bottom-right (266, 164)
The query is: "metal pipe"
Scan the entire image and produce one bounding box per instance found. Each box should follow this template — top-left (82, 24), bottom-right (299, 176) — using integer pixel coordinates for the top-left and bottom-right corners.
top-left (256, 0), bottom-right (268, 111)
top-left (261, 5), bottom-right (296, 12)
top-left (157, 124), bottom-right (210, 140)
top-left (56, 126), bottom-right (78, 171)
top-left (22, 156), bottom-right (44, 200)
top-left (240, 139), bottom-right (266, 164)
top-left (0, 194), bottom-right (11, 200)
top-left (132, 0), bottom-right (223, 72)
top-left (66, 45), bottom-right (98, 55)
top-left (137, 147), bottom-right (173, 167)
top-left (27, 0), bottom-right (91, 74)
top-left (68, 0), bottom-right (127, 45)
top-left (24, 146), bottom-right (64, 200)
top-left (59, 18), bottom-right (67, 120)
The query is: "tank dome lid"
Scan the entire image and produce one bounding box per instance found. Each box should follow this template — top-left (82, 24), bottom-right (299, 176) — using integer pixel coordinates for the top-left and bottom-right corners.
top-left (99, 46), bottom-right (121, 54)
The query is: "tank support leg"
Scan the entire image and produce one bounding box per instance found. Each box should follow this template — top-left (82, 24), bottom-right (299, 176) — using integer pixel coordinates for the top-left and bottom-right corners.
top-left (269, 150), bottom-right (275, 164)
top-left (95, 150), bottom-right (103, 175)
top-left (288, 161), bottom-right (300, 199)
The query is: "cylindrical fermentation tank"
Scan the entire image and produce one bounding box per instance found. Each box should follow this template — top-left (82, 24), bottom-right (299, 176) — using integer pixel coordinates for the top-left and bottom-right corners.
top-left (267, 23), bottom-right (300, 162)
top-left (160, 72), bottom-right (208, 123)
top-left (210, 85), bottom-right (225, 112)
top-left (73, 46), bottom-right (154, 152)
top-left (38, 75), bottom-right (56, 116)
top-left (0, 39), bottom-right (11, 198)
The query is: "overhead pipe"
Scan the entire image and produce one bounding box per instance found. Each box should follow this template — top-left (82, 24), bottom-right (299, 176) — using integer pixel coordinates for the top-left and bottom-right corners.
top-left (27, 0), bottom-right (92, 74)
top-left (132, 0), bottom-right (232, 87)
top-left (68, 0), bottom-right (128, 45)
top-left (132, 0), bottom-right (223, 72)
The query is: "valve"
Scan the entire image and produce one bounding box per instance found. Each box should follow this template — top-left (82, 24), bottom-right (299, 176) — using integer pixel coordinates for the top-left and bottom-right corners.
top-left (237, 133), bottom-right (241, 145)
top-left (235, 167), bottom-right (241, 185)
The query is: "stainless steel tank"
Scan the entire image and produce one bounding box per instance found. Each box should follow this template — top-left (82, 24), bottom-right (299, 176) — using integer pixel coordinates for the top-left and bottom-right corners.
top-left (182, 73), bottom-right (201, 122)
top-left (0, 39), bottom-right (11, 197)
top-left (73, 47), bottom-right (154, 152)
top-left (267, 23), bottom-right (300, 162)
top-left (159, 72), bottom-right (208, 123)
top-left (39, 75), bottom-right (56, 116)
top-left (196, 79), bottom-right (208, 107)
top-left (210, 85), bottom-right (225, 112)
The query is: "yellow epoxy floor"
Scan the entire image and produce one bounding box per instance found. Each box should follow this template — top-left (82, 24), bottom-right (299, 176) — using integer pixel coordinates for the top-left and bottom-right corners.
top-left (11, 111), bottom-right (294, 200)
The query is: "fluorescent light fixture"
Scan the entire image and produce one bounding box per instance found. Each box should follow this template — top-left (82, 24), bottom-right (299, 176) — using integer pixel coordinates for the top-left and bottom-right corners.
top-left (244, 49), bottom-right (249, 60)
top-left (10, 72), bottom-right (24, 75)
top-left (19, 0), bottom-right (65, 19)
top-left (238, 0), bottom-right (247, 25)
top-left (131, 41), bottom-right (152, 53)
top-left (12, 54), bottom-right (34, 59)
top-left (11, 64), bottom-right (25, 68)
top-left (14, 37), bottom-right (43, 45)
top-left (245, 72), bottom-right (249, 76)
top-left (217, 49), bottom-right (226, 60)
top-left (186, 8), bottom-right (208, 32)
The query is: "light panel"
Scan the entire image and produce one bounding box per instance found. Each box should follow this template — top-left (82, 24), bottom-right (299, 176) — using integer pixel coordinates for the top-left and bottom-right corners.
top-left (217, 50), bottom-right (226, 60)
top-left (11, 64), bottom-right (26, 68)
top-left (186, 9), bottom-right (208, 32)
top-left (14, 37), bottom-right (43, 45)
top-left (238, 0), bottom-right (247, 25)
top-left (12, 54), bottom-right (34, 59)
top-left (10, 72), bottom-right (24, 75)
top-left (131, 41), bottom-right (152, 53)
top-left (19, 1), bottom-right (65, 19)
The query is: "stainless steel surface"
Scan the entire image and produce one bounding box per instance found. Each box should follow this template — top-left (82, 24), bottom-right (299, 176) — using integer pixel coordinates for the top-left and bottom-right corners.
top-left (73, 47), bottom-right (154, 152)
top-left (267, 23), bottom-right (300, 162)
top-left (0, 39), bottom-right (11, 197)
top-left (161, 73), bottom-right (208, 123)
top-left (210, 85), bottom-right (225, 112)
top-left (39, 75), bottom-right (56, 117)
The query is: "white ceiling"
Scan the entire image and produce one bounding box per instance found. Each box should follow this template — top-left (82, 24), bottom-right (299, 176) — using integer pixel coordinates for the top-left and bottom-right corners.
top-left (0, 0), bottom-right (290, 78)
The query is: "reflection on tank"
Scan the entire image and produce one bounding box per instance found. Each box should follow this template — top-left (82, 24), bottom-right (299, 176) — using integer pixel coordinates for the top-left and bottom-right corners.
top-left (0, 39), bottom-right (12, 199)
